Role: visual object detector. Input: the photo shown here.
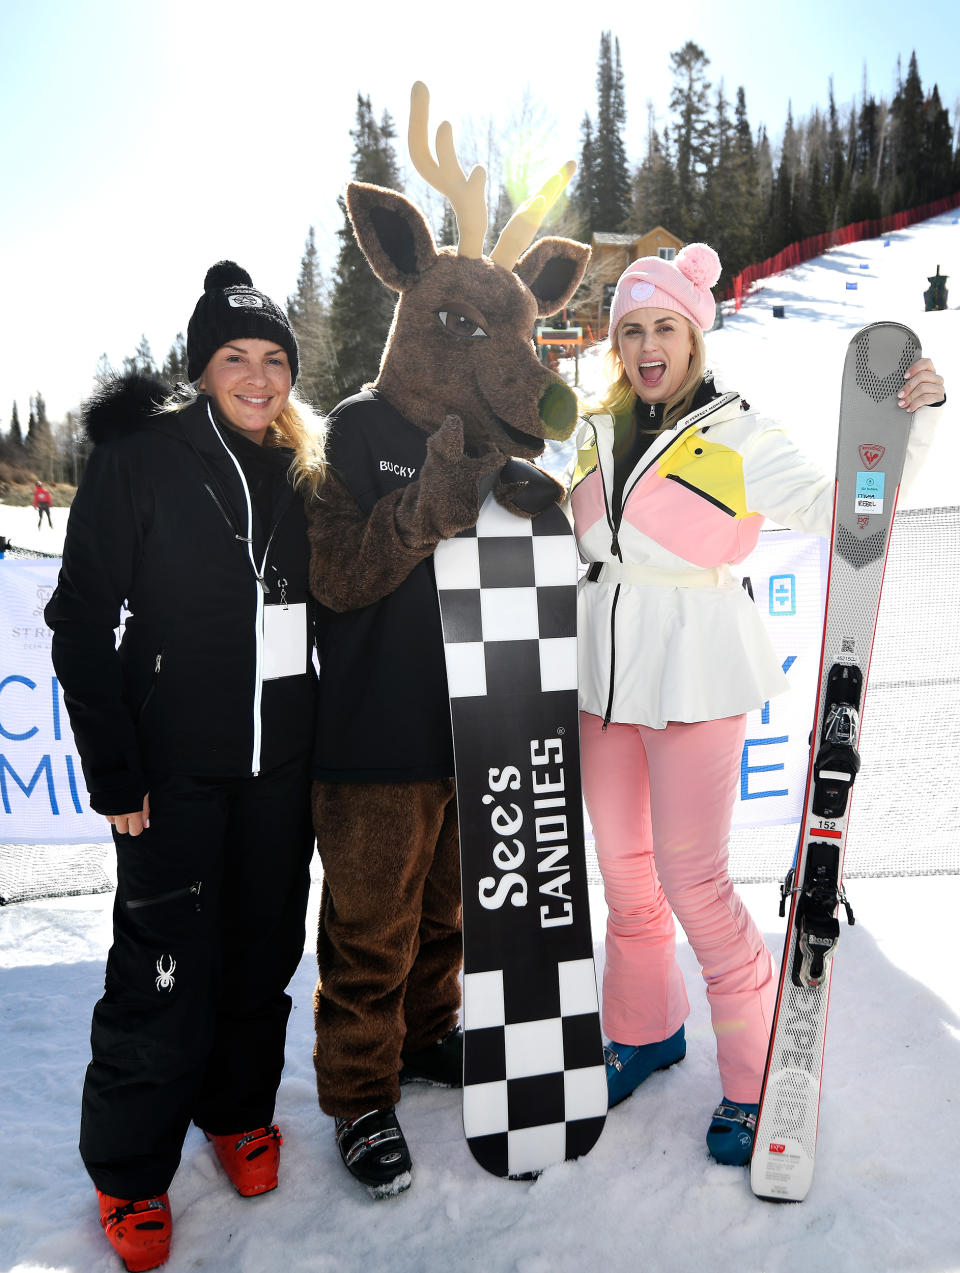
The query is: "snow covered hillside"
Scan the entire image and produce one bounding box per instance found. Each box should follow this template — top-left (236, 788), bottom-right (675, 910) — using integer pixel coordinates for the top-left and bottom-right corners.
top-left (2, 213), bottom-right (958, 1273)
top-left (544, 207), bottom-right (959, 507)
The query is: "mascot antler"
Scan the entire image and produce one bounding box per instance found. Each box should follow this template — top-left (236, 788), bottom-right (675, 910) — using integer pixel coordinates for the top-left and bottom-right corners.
top-left (489, 161), bottom-right (577, 269)
top-left (408, 81), bottom-right (488, 258)
top-left (408, 81), bottom-right (575, 268)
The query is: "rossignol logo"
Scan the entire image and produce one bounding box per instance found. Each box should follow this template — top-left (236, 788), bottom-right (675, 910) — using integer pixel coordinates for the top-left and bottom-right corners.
top-left (858, 443), bottom-right (885, 469)
top-left (379, 460), bottom-right (417, 478)
top-left (770, 1143), bottom-right (786, 1154)
top-left (477, 737), bottom-right (574, 929)
top-left (227, 294), bottom-right (264, 308)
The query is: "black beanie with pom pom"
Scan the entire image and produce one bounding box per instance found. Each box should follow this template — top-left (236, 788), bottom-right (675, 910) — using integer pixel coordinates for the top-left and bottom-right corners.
top-left (186, 260), bottom-right (299, 385)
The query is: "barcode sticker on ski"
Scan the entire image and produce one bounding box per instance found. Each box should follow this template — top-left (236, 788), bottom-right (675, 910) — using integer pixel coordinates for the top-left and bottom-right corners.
top-left (854, 470), bottom-right (885, 514)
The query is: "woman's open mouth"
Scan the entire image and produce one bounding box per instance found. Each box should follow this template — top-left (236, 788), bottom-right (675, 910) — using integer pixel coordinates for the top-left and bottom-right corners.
top-left (638, 361), bottom-right (667, 388)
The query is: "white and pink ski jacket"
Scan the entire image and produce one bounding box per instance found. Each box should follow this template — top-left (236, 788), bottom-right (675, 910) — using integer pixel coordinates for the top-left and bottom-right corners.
top-left (568, 387), bottom-right (936, 729)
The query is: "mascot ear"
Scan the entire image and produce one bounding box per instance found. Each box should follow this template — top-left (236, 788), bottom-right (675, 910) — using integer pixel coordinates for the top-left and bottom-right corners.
top-left (514, 238), bottom-right (591, 317)
top-left (345, 182), bottom-right (439, 292)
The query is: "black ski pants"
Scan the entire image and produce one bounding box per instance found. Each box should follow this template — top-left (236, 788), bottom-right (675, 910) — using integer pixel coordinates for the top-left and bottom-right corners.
top-left (79, 755), bottom-right (314, 1199)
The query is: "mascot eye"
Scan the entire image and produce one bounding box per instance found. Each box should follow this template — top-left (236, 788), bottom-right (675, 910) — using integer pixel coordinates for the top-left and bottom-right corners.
top-left (436, 310), bottom-right (488, 338)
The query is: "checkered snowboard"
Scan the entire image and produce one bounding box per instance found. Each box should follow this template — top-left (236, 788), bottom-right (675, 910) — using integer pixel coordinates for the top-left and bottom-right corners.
top-left (434, 488), bottom-right (607, 1178)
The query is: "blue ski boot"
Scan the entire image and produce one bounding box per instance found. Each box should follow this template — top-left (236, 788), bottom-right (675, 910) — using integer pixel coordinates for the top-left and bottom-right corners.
top-left (603, 1025), bottom-right (686, 1108)
top-left (706, 1098), bottom-right (758, 1165)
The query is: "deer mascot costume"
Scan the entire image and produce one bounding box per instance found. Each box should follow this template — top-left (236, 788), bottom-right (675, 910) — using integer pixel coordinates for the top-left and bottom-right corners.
top-left (309, 84), bottom-right (590, 1195)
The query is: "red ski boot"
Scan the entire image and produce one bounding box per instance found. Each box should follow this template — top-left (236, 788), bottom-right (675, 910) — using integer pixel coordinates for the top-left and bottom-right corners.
top-left (97, 1191), bottom-right (171, 1272)
top-left (204, 1124), bottom-right (282, 1196)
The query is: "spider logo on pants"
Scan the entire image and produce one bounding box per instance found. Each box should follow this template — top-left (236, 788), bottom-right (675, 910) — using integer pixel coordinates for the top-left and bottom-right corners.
top-left (155, 954), bottom-right (176, 992)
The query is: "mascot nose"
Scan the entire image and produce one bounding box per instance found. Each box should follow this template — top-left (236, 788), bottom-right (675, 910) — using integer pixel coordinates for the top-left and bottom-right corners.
top-left (538, 380), bottom-right (577, 441)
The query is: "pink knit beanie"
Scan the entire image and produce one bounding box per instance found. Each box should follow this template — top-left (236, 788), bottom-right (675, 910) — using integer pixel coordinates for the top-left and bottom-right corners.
top-left (608, 243), bottom-right (722, 336)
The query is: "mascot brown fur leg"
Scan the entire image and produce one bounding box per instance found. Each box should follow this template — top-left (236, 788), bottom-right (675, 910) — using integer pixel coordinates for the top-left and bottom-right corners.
top-left (312, 779), bottom-right (462, 1116)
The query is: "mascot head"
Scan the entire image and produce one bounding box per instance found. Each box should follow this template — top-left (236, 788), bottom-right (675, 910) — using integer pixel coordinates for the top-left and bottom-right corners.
top-left (345, 82), bottom-right (591, 460)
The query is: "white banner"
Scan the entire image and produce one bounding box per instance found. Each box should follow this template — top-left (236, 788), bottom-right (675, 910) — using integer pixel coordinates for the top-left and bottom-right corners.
top-left (2, 532), bottom-right (827, 846)
top-left (732, 529), bottom-right (828, 828)
top-left (0, 559), bottom-right (108, 844)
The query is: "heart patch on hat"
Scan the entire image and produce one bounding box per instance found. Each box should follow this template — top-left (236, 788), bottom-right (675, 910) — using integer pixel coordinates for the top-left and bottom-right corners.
top-left (630, 281), bottom-right (656, 302)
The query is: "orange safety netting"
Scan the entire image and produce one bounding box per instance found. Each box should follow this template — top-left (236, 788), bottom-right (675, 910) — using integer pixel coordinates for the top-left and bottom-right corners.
top-left (728, 191), bottom-right (960, 310)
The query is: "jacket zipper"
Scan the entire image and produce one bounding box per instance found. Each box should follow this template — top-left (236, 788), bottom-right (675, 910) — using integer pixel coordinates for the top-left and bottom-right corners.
top-left (665, 473), bottom-right (737, 515)
top-left (206, 405), bottom-right (268, 775)
top-left (203, 482), bottom-right (236, 534)
top-left (601, 585), bottom-right (621, 728)
top-left (126, 881), bottom-right (202, 911)
top-left (137, 651), bottom-right (163, 720)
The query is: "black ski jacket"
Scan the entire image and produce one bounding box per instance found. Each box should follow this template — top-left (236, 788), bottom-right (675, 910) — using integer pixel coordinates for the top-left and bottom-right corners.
top-left (310, 391), bottom-right (454, 781)
top-left (45, 375), bottom-right (317, 815)
top-left (308, 389), bottom-right (562, 782)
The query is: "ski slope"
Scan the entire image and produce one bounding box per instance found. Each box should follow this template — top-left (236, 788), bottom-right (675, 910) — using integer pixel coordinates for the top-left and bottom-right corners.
top-left (1, 212), bottom-right (958, 1273)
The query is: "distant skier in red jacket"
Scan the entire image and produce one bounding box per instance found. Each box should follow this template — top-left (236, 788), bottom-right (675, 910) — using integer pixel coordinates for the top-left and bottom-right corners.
top-left (33, 481), bottom-right (53, 527)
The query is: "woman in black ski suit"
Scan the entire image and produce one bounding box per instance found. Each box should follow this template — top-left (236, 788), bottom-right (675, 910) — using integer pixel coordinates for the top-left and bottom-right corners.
top-left (45, 262), bottom-right (325, 1273)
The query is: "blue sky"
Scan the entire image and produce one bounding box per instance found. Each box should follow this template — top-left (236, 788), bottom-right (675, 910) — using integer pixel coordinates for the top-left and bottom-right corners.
top-left (1, 0), bottom-right (957, 423)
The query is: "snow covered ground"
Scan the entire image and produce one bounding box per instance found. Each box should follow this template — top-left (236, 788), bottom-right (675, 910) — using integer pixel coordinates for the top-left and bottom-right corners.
top-left (3, 875), bottom-right (959, 1273)
top-left (2, 212), bottom-right (959, 1273)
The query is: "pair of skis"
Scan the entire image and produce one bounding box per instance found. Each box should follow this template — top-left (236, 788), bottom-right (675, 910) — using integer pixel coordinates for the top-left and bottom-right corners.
top-left (751, 321), bottom-right (922, 1201)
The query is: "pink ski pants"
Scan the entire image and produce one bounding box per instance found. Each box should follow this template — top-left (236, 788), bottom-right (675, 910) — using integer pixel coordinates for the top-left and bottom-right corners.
top-left (580, 710), bottom-right (775, 1103)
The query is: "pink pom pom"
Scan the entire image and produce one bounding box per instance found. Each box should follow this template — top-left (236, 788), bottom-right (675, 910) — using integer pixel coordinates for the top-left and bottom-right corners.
top-left (676, 243), bottom-right (722, 290)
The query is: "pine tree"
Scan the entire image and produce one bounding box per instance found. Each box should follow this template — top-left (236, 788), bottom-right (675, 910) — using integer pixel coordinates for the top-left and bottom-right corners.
top-left (123, 334), bottom-right (158, 378)
top-left (161, 333), bottom-right (189, 385)
top-left (703, 84), bottom-right (759, 283)
top-left (669, 41), bottom-right (713, 238)
top-left (490, 186), bottom-right (516, 247)
top-left (633, 110), bottom-right (680, 236)
top-left (922, 84), bottom-right (953, 202)
top-left (287, 226), bottom-right (340, 412)
top-left (438, 203), bottom-right (459, 247)
top-left (329, 96), bottom-right (403, 398)
top-left (9, 401), bottom-right (23, 449)
top-left (855, 93), bottom-right (881, 177)
top-left (769, 103), bottom-right (803, 253)
top-left (572, 113), bottom-right (597, 236)
top-left (592, 32), bottom-right (631, 230)
top-left (574, 33), bottom-right (630, 235)
top-left (801, 130), bottom-right (829, 238)
top-left (888, 52), bottom-right (925, 210)
top-left (26, 391), bottom-right (56, 480)
top-left (731, 88), bottom-right (762, 267)
top-left (825, 80), bottom-right (848, 227)
top-left (753, 124), bottom-right (775, 259)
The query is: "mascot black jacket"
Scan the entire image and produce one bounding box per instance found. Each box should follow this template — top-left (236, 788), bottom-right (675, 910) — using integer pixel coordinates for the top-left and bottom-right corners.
top-left (45, 374), bottom-right (317, 817)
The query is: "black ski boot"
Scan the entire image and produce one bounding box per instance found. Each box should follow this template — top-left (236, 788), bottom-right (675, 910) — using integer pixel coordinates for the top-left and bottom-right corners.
top-left (399, 1025), bottom-right (464, 1088)
top-left (334, 1108), bottom-right (412, 1199)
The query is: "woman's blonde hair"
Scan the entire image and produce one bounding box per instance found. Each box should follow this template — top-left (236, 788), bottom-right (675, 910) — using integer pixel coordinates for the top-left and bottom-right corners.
top-left (595, 316), bottom-right (707, 434)
top-left (160, 385), bottom-right (327, 496)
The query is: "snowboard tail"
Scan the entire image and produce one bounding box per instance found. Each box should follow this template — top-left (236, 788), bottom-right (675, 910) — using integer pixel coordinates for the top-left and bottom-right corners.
top-left (435, 492), bottom-right (607, 1178)
top-left (751, 322), bottom-right (921, 1202)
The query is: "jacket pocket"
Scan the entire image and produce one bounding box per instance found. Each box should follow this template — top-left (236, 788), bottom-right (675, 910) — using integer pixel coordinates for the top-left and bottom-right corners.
top-left (623, 470), bottom-right (743, 569)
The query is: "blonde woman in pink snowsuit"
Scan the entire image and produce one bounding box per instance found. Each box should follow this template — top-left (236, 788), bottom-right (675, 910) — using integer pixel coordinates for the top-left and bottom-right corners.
top-left (567, 243), bottom-right (945, 1164)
